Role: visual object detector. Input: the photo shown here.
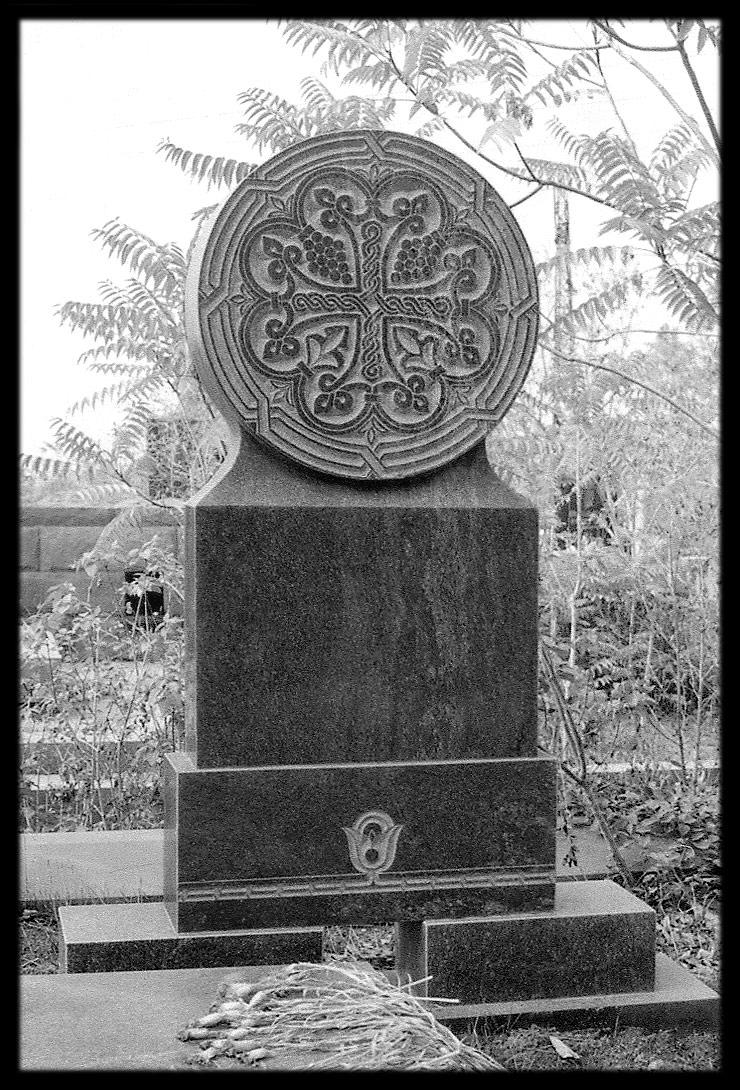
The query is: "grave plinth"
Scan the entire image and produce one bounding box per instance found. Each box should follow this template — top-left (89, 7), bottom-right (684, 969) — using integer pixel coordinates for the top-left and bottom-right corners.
top-left (58, 132), bottom-right (666, 1021)
top-left (163, 430), bottom-right (556, 932)
top-left (160, 130), bottom-right (555, 947)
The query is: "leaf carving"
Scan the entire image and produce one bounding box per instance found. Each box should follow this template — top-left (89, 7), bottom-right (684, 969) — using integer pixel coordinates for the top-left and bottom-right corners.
top-left (314, 187), bottom-right (336, 207)
top-left (395, 327), bottom-right (422, 356)
top-left (307, 337), bottom-right (323, 367)
top-left (321, 326), bottom-right (346, 357)
top-left (262, 235), bottom-right (284, 258)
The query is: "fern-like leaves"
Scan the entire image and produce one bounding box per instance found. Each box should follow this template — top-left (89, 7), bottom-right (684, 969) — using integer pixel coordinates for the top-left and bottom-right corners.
top-left (451, 20), bottom-right (528, 93)
top-left (520, 157), bottom-right (590, 192)
top-left (90, 219), bottom-right (185, 296)
top-left (20, 453), bottom-right (99, 482)
top-left (535, 245), bottom-right (633, 279)
top-left (48, 419), bottom-right (113, 469)
top-left (667, 202), bottom-right (720, 255)
top-left (157, 140), bottom-right (256, 190)
top-left (526, 50), bottom-right (600, 107)
top-left (235, 88), bottom-right (310, 153)
top-left (653, 263), bottom-right (719, 332)
top-left (282, 20), bottom-right (383, 77)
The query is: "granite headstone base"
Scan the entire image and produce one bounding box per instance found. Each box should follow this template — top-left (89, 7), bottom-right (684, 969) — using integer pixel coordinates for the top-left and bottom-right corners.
top-left (58, 901), bottom-right (322, 974)
top-left (395, 879), bottom-right (656, 1004)
top-left (185, 439), bottom-right (539, 768)
top-left (163, 752), bottom-right (556, 930)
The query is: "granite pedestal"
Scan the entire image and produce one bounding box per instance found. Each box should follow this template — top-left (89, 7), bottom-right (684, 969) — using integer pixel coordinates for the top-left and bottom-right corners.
top-left (155, 438), bottom-right (556, 954)
top-left (58, 901), bottom-right (322, 974)
top-left (164, 751), bottom-right (555, 931)
top-left (396, 879), bottom-right (656, 1004)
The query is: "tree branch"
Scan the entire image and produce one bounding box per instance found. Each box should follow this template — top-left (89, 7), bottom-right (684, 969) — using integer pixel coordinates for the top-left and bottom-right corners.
top-left (593, 19), bottom-right (679, 52)
top-left (562, 326), bottom-right (718, 343)
top-left (506, 22), bottom-right (605, 93)
top-left (505, 24), bottom-right (612, 52)
top-left (379, 31), bottom-right (615, 212)
top-left (601, 34), bottom-right (719, 168)
top-left (669, 25), bottom-right (721, 153)
top-left (539, 642), bottom-right (634, 888)
top-left (540, 342), bottom-right (719, 439)
top-left (510, 184), bottom-right (544, 208)
top-left (594, 45), bottom-right (639, 156)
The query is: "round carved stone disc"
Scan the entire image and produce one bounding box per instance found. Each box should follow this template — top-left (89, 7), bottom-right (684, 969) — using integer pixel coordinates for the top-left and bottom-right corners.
top-left (186, 130), bottom-right (539, 481)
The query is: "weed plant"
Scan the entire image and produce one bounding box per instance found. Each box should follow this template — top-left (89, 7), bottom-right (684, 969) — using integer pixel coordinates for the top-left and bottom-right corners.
top-left (20, 533), bottom-right (185, 832)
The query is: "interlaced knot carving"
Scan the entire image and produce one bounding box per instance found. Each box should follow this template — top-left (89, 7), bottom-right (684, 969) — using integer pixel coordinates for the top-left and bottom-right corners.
top-left (193, 132), bottom-right (538, 479)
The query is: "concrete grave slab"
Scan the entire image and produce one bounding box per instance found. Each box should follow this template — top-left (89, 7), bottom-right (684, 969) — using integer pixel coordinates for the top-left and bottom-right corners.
top-left (20, 955), bottom-right (719, 1070)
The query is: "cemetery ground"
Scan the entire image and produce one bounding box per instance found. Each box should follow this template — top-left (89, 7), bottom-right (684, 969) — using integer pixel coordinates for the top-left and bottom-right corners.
top-left (19, 911), bottom-right (720, 1070)
top-left (20, 632), bottom-right (720, 1070)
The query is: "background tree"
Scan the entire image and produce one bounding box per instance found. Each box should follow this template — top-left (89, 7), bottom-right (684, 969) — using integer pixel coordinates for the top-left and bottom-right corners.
top-left (21, 221), bottom-right (227, 512)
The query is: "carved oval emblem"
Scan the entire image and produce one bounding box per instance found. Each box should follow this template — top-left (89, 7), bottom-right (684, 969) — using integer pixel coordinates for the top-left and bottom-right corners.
top-left (187, 130), bottom-right (539, 480)
top-left (342, 810), bottom-right (404, 882)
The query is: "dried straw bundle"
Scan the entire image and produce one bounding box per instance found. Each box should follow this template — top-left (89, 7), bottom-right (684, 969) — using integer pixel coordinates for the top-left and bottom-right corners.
top-left (178, 961), bottom-right (504, 1070)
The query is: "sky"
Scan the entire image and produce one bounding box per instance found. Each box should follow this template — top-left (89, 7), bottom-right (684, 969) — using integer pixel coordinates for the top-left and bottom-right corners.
top-left (20, 18), bottom-right (719, 456)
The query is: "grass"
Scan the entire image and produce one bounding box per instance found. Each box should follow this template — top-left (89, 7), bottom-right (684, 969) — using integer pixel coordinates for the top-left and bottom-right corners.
top-left (19, 907), bottom-right (59, 975)
top-left (467, 1023), bottom-right (719, 1071)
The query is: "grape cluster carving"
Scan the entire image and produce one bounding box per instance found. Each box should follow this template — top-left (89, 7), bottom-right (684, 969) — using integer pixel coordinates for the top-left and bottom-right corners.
top-left (391, 230), bottom-right (446, 284)
top-left (299, 226), bottom-right (351, 284)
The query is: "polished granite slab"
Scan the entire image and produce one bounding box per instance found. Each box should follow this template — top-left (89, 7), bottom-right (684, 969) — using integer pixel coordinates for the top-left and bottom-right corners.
top-left (163, 753), bottom-right (556, 930)
top-left (397, 880), bottom-right (656, 1004)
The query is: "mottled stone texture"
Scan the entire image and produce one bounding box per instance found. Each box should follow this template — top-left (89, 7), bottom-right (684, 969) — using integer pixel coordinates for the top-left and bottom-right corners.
top-left (163, 751), bottom-right (555, 931)
top-left (187, 130), bottom-right (539, 482)
top-left (185, 436), bottom-right (538, 768)
top-left (59, 902), bottom-right (322, 974)
top-left (396, 880), bottom-right (656, 1004)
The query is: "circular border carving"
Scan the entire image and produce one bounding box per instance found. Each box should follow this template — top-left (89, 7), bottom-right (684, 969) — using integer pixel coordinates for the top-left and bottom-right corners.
top-left (186, 130), bottom-right (539, 481)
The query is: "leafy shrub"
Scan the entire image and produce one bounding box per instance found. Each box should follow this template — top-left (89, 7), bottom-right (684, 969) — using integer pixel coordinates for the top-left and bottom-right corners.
top-left (19, 531), bottom-right (185, 832)
top-left (593, 766), bottom-right (720, 891)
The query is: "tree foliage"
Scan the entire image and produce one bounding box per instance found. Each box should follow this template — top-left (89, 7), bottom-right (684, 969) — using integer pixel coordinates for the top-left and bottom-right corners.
top-left (157, 18), bottom-right (718, 349)
top-left (22, 218), bottom-right (226, 509)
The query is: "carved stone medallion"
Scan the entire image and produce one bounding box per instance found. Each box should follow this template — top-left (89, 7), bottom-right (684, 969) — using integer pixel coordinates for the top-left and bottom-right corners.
top-left (187, 130), bottom-right (539, 481)
top-left (342, 810), bottom-right (404, 883)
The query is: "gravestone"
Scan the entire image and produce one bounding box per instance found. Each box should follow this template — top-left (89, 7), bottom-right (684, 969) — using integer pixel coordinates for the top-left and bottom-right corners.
top-left (165, 129), bottom-right (554, 940)
top-left (60, 131), bottom-right (658, 1008)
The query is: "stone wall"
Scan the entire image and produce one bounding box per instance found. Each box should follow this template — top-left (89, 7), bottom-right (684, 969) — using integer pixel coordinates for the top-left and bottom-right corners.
top-left (20, 507), bottom-right (182, 616)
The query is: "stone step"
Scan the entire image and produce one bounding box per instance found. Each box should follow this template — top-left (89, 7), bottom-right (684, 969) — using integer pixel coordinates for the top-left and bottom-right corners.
top-left (57, 880), bottom-right (652, 989)
top-left (58, 900), bottom-right (323, 974)
top-left (20, 953), bottom-right (719, 1068)
top-left (396, 879), bottom-right (655, 1004)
